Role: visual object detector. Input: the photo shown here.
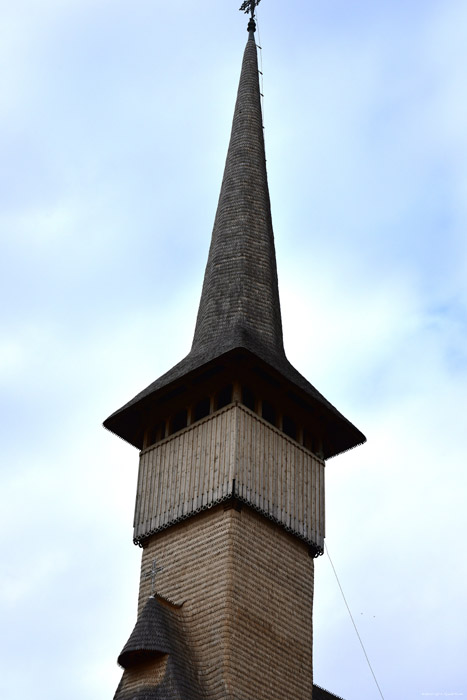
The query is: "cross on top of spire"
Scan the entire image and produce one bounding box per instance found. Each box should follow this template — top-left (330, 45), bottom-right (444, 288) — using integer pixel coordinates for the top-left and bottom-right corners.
top-left (239, 0), bottom-right (261, 17)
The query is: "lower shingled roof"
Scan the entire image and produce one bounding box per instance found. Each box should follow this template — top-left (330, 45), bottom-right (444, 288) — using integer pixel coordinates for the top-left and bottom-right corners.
top-left (115, 596), bottom-right (202, 700)
top-left (313, 684), bottom-right (346, 700)
top-left (104, 343), bottom-right (366, 460)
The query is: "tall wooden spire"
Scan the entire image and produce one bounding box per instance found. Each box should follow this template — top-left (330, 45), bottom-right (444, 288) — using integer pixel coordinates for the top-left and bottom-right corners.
top-left (108, 12), bottom-right (364, 700)
top-left (104, 20), bottom-right (364, 458)
top-left (191, 23), bottom-right (284, 368)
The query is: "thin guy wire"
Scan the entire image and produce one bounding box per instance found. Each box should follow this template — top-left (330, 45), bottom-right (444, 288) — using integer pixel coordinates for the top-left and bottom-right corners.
top-left (255, 9), bottom-right (265, 122)
top-left (325, 542), bottom-right (385, 700)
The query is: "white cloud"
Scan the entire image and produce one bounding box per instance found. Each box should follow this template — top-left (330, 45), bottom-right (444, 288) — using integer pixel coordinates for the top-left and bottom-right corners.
top-left (1, 1), bottom-right (466, 698)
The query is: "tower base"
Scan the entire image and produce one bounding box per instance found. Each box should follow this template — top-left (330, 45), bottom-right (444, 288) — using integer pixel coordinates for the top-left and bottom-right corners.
top-left (115, 504), bottom-right (314, 699)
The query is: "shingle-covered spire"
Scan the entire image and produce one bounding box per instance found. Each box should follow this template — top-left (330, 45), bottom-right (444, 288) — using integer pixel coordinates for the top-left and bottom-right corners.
top-left (191, 23), bottom-right (284, 364)
top-left (104, 21), bottom-right (366, 459)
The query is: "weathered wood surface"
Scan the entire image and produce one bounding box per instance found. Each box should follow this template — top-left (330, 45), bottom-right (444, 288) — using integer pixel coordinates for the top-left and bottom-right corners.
top-left (134, 404), bottom-right (325, 547)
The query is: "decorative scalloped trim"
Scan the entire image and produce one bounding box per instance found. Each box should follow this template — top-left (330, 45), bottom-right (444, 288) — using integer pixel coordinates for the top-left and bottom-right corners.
top-left (134, 491), bottom-right (323, 558)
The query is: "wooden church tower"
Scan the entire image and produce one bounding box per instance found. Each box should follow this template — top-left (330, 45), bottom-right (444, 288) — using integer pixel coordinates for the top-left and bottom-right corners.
top-left (105, 5), bottom-right (365, 699)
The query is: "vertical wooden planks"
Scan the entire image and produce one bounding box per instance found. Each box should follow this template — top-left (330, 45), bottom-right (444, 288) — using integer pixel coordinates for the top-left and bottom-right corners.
top-left (133, 404), bottom-right (325, 550)
top-left (234, 405), bottom-right (324, 549)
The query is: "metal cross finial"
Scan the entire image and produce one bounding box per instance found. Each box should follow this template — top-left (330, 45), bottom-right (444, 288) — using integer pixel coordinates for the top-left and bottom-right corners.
top-left (143, 558), bottom-right (164, 597)
top-left (239, 0), bottom-right (261, 17)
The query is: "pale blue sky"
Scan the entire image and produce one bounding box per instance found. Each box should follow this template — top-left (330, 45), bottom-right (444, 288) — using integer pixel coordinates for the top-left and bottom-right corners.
top-left (1, 1), bottom-right (466, 698)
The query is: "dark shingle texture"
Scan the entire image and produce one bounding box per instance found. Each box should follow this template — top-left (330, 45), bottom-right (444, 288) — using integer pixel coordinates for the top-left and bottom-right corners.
top-left (118, 597), bottom-right (174, 668)
top-left (191, 31), bottom-right (283, 360)
top-left (115, 597), bottom-right (202, 700)
top-left (313, 684), bottom-right (346, 700)
top-left (104, 33), bottom-right (365, 459)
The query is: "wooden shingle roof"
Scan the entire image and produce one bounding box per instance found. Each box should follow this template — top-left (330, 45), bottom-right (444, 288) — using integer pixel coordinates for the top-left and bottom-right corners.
top-left (115, 596), bottom-right (202, 700)
top-left (117, 597), bottom-right (174, 668)
top-left (191, 28), bottom-right (283, 364)
top-left (312, 684), bottom-right (346, 700)
top-left (104, 25), bottom-right (365, 459)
